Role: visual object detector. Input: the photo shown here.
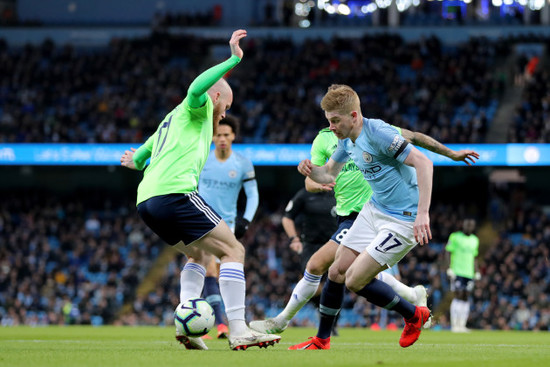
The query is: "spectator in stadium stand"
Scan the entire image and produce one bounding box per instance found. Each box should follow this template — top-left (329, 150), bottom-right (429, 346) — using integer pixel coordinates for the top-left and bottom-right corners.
top-left (0, 34), bottom-right (521, 144)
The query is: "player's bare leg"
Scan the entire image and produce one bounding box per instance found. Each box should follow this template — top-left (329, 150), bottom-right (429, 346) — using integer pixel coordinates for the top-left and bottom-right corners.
top-left (346, 251), bottom-right (431, 348)
top-left (180, 221), bottom-right (280, 350)
top-left (289, 245), bottom-right (358, 350)
top-left (174, 245), bottom-right (214, 350)
top-left (250, 240), bottom-right (338, 334)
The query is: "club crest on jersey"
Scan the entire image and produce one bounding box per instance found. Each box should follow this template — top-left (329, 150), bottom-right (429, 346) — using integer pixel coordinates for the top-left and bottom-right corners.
top-left (228, 170), bottom-right (237, 178)
top-left (363, 152), bottom-right (373, 163)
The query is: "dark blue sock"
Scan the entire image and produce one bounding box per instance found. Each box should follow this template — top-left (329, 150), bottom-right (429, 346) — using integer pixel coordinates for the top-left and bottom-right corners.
top-left (317, 280), bottom-right (345, 339)
top-left (355, 278), bottom-right (415, 319)
top-left (203, 276), bottom-right (225, 325)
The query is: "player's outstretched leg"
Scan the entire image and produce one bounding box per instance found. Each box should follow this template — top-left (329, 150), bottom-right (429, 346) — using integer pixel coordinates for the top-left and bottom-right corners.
top-left (249, 317), bottom-right (288, 334)
top-left (250, 271), bottom-right (322, 334)
top-left (377, 272), bottom-right (432, 328)
top-left (176, 262), bottom-right (209, 349)
top-left (191, 223), bottom-right (281, 350)
top-left (218, 262), bottom-right (281, 350)
top-left (352, 277), bottom-right (431, 348)
top-left (288, 279), bottom-right (345, 350)
top-left (399, 306), bottom-right (432, 348)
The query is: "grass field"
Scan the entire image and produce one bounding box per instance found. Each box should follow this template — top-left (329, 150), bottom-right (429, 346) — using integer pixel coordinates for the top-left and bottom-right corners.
top-left (2, 326), bottom-right (550, 367)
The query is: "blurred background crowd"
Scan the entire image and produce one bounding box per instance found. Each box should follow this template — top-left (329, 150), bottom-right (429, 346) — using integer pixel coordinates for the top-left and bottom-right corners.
top-left (1, 33), bottom-right (549, 145)
top-left (1, 183), bottom-right (548, 331)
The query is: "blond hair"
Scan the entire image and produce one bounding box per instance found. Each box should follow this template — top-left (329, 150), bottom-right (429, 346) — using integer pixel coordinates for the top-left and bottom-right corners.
top-left (320, 84), bottom-right (360, 114)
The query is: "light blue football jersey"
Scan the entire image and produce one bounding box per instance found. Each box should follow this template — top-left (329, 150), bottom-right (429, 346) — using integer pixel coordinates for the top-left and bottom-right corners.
top-left (331, 118), bottom-right (418, 222)
top-left (199, 151), bottom-right (257, 228)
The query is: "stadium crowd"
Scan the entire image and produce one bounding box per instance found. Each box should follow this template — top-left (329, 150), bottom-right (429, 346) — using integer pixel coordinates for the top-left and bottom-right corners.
top-left (0, 191), bottom-right (163, 326)
top-left (3, 187), bottom-right (547, 331)
top-left (0, 33), bottom-right (515, 145)
top-left (508, 68), bottom-right (550, 143)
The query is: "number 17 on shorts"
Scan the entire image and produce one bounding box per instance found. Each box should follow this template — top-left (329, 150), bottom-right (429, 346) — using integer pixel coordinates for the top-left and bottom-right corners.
top-left (367, 230), bottom-right (416, 267)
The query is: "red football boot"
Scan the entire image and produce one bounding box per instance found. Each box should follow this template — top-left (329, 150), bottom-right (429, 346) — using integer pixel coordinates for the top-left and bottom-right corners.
top-left (399, 306), bottom-right (431, 348)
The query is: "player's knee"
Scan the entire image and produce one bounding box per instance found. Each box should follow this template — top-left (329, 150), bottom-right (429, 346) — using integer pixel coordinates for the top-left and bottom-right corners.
top-left (344, 270), bottom-right (362, 293)
top-left (222, 239), bottom-right (245, 263)
top-left (327, 263), bottom-right (345, 283)
top-left (306, 257), bottom-right (330, 276)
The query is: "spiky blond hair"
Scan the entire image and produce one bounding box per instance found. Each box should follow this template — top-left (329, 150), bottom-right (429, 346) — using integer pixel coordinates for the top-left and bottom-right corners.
top-left (320, 84), bottom-right (360, 114)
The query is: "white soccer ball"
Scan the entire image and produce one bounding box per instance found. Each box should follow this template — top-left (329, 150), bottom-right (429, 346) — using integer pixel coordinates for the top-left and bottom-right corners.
top-left (174, 298), bottom-right (215, 337)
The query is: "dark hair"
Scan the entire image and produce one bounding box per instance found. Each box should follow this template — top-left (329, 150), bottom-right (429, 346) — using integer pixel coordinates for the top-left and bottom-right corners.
top-left (219, 114), bottom-right (239, 137)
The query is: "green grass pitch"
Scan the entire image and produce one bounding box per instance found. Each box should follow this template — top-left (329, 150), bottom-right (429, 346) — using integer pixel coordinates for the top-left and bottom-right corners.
top-left (2, 326), bottom-right (549, 367)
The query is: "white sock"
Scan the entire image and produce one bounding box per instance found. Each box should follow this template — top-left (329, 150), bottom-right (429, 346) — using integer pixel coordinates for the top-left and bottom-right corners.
top-left (459, 300), bottom-right (470, 329)
top-left (179, 262), bottom-right (206, 303)
top-left (377, 272), bottom-right (416, 303)
top-left (277, 271), bottom-right (322, 322)
top-left (219, 262), bottom-right (247, 336)
top-left (450, 298), bottom-right (459, 329)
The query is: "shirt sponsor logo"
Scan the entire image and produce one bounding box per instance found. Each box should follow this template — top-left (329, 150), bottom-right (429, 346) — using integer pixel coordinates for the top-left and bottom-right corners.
top-left (201, 179), bottom-right (238, 189)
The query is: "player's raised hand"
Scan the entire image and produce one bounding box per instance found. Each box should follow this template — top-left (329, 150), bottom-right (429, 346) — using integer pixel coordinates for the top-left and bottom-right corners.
top-left (120, 148), bottom-right (137, 170)
top-left (451, 149), bottom-right (480, 166)
top-left (229, 29), bottom-right (247, 59)
top-left (297, 159), bottom-right (313, 177)
top-left (413, 212), bottom-right (432, 245)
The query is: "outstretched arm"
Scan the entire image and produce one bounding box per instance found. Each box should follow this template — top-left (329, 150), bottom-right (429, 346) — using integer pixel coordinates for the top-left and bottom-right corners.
top-left (401, 128), bottom-right (480, 166)
top-left (187, 29), bottom-right (247, 108)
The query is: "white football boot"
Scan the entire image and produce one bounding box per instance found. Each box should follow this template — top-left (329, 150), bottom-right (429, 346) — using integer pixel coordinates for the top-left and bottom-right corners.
top-left (413, 285), bottom-right (432, 329)
top-left (249, 318), bottom-right (289, 334)
top-left (228, 328), bottom-right (281, 351)
top-left (175, 322), bottom-right (208, 350)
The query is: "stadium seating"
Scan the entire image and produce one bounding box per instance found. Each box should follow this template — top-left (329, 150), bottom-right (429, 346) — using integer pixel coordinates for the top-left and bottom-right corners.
top-left (0, 34), bottom-right (520, 145)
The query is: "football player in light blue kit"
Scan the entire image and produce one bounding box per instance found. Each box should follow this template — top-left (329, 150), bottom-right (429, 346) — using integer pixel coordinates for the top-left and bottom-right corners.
top-left (182, 114), bottom-right (259, 338)
top-left (297, 84), bottom-right (432, 349)
top-left (199, 115), bottom-right (258, 236)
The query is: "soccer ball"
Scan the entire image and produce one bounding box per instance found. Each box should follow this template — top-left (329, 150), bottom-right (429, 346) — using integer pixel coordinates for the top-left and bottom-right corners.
top-left (174, 298), bottom-right (215, 337)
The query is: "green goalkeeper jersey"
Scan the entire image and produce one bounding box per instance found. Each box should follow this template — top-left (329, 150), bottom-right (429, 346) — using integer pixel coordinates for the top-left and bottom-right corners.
top-left (310, 126), bottom-right (402, 216)
top-left (446, 231), bottom-right (479, 279)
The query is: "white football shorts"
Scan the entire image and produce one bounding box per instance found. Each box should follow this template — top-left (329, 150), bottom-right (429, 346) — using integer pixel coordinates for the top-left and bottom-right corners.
top-left (341, 201), bottom-right (418, 267)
